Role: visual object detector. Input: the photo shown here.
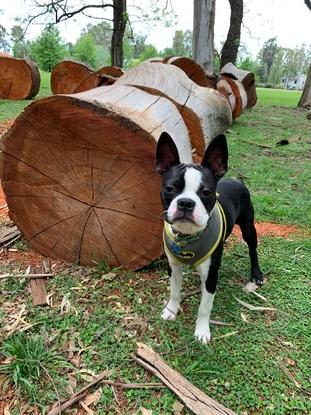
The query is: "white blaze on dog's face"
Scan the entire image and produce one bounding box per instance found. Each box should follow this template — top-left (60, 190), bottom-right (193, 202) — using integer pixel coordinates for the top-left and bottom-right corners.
top-left (166, 167), bottom-right (211, 234)
top-left (155, 132), bottom-right (228, 235)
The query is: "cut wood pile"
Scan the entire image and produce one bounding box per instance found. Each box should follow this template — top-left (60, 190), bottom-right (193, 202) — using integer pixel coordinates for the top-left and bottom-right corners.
top-left (0, 56), bottom-right (40, 99)
top-left (0, 57), bottom-right (256, 270)
top-left (50, 60), bottom-right (124, 94)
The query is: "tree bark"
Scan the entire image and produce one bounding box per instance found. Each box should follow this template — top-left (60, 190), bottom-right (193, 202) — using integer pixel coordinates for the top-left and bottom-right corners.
top-left (111, 0), bottom-right (127, 68)
top-left (220, 0), bottom-right (243, 68)
top-left (298, 64), bottom-right (311, 108)
top-left (192, 0), bottom-right (215, 72)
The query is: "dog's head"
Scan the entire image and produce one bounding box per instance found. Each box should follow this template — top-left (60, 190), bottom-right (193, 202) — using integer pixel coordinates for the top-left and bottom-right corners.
top-left (155, 132), bottom-right (228, 235)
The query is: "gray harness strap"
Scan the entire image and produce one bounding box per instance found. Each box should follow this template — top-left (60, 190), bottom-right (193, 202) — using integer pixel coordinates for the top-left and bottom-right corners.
top-left (163, 202), bottom-right (225, 267)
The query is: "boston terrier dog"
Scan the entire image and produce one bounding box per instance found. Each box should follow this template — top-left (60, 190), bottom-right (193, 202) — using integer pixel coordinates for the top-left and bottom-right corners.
top-left (155, 132), bottom-right (263, 344)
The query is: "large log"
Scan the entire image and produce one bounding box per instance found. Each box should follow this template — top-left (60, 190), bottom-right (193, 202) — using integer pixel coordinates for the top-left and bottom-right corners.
top-left (50, 60), bottom-right (93, 94)
top-left (0, 62), bottom-right (232, 270)
top-left (0, 56), bottom-right (40, 100)
top-left (73, 66), bottom-right (124, 93)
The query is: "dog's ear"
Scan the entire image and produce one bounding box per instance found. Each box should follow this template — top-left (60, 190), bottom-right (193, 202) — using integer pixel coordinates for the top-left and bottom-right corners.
top-left (201, 134), bottom-right (228, 179)
top-left (155, 132), bottom-right (180, 175)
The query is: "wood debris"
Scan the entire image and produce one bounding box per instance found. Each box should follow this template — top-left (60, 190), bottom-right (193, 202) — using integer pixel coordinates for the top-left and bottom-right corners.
top-left (133, 342), bottom-right (237, 415)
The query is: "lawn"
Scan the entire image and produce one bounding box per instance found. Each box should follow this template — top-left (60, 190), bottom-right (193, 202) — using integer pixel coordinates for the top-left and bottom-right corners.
top-left (0, 81), bottom-right (310, 414)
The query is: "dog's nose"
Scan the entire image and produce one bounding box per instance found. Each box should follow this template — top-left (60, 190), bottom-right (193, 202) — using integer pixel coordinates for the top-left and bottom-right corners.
top-left (177, 198), bottom-right (195, 211)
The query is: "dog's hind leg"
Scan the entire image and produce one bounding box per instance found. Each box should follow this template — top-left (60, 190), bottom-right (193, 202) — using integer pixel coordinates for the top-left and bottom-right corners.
top-left (237, 201), bottom-right (263, 285)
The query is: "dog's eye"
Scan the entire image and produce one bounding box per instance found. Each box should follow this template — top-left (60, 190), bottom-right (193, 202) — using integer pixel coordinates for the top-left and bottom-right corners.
top-left (201, 189), bottom-right (212, 197)
top-left (165, 185), bottom-right (175, 194)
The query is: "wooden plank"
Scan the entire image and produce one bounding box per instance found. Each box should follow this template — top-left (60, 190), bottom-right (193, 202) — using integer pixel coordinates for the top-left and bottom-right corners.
top-left (133, 342), bottom-right (237, 415)
top-left (30, 277), bottom-right (48, 306)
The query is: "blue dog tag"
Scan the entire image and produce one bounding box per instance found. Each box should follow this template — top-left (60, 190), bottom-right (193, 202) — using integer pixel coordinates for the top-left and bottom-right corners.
top-left (172, 242), bottom-right (180, 255)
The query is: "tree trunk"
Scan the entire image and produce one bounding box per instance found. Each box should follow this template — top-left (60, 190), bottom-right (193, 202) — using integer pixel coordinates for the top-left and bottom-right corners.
top-left (220, 0), bottom-right (243, 68)
top-left (0, 62), bottom-right (232, 270)
top-left (50, 60), bottom-right (93, 94)
top-left (298, 64), bottom-right (311, 108)
top-left (192, 0), bottom-right (215, 72)
top-left (111, 0), bottom-right (127, 68)
top-left (0, 56), bottom-right (40, 100)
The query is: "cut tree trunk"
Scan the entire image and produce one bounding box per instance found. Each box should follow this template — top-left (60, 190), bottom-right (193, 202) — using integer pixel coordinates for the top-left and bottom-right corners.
top-left (0, 61), bottom-right (232, 270)
top-left (217, 62), bottom-right (255, 119)
top-left (220, 0), bottom-right (244, 68)
top-left (298, 64), bottom-right (311, 109)
top-left (50, 60), bottom-right (93, 94)
top-left (192, 0), bottom-right (216, 72)
top-left (73, 66), bottom-right (124, 93)
top-left (0, 56), bottom-right (40, 100)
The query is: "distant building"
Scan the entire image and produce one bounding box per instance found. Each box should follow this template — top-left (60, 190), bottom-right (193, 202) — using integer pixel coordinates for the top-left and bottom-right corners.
top-left (282, 74), bottom-right (307, 90)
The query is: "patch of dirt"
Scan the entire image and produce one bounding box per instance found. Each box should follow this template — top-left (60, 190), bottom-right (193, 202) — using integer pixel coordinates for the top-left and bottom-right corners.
top-left (0, 249), bottom-right (47, 268)
top-left (232, 222), bottom-right (303, 240)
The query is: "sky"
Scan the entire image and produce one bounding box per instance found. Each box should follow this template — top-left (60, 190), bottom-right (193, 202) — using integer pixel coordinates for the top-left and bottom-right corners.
top-left (0, 0), bottom-right (310, 58)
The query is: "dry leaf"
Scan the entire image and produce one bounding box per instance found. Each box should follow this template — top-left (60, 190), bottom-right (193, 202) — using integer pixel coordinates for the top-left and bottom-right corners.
top-left (241, 312), bottom-right (249, 323)
top-left (172, 400), bottom-right (184, 414)
top-left (4, 408), bottom-right (10, 415)
top-left (213, 331), bottom-right (239, 340)
top-left (209, 319), bottom-right (233, 326)
top-left (286, 358), bottom-right (296, 367)
top-left (83, 388), bottom-right (102, 406)
top-left (79, 401), bottom-right (94, 414)
top-left (234, 296), bottom-right (275, 311)
top-left (66, 373), bottom-right (77, 395)
top-left (139, 407), bottom-right (153, 415)
top-left (251, 291), bottom-right (267, 302)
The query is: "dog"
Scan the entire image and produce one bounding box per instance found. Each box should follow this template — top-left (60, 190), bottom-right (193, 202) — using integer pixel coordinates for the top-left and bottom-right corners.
top-left (155, 132), bottom-right (263, 344)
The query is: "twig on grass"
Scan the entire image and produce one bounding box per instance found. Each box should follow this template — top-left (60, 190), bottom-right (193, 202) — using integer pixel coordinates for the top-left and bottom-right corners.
top-left (47, 371), bottom-right (164, 415)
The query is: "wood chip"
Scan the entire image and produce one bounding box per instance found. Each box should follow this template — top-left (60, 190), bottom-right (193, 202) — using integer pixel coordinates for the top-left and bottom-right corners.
top-left (234, 296), bottom-right (275, 311)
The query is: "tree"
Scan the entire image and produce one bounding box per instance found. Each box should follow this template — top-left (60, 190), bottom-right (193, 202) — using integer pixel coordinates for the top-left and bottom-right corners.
top-left (73, 34), bottom-right (98, 68)
top-left (11, 25), bottom-right (30, 58)
top-left (172, 30), bottom-right (192, 57)
top-left (220, 0), bottom-right (243, 68)
top-left (30, 25), bottom-right (66, 71)
top-left (257, 37), bottom-right (278, 82)
top-left (298, 0), bottom-right (311, 108)
top-left (193, 0), bottom-right (215, 72)
top-left (0, 24), bottom-right (10, 52)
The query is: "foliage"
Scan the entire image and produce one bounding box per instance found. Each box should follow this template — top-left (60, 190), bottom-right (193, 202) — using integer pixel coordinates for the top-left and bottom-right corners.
top-left (11, 25), bottom-right (30, 58)
top-left (172, 30), bottom-right (192, 57)
top-left (30, 25), bottom-right (66, 72)
top-left (0, 333), bottom-right (70, 403)
top-left (0, 23), bottom-right (10, 52)
top-left (73, 33), bottom-right (98, 68)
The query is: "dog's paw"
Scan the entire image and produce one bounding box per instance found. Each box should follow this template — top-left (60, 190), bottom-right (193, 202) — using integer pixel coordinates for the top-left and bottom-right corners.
top-left (161, 306), bottom-right (177, 320)
top-left (194, 320), bottom-right (211, 344)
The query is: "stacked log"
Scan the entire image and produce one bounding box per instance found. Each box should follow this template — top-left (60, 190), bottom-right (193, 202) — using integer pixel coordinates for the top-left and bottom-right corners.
top-left (0, 56), bottom-right (40, 100)
top-left (51, 61), bottom-right (124, 94)
top-left (217, 62), bottom-right (257, 119)
top-left (0, 61), bottom-right (232, 270)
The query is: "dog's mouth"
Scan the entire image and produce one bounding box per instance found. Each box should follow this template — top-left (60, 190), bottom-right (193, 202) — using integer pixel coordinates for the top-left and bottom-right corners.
top-left (169, 211), bottom-right (196, 224)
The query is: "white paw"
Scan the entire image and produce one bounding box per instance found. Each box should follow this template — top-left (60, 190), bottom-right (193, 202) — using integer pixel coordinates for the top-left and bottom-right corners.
top-left (194, 320), bottom-right (211, 344)
top-left (161, 306), bottom-right (177, 320)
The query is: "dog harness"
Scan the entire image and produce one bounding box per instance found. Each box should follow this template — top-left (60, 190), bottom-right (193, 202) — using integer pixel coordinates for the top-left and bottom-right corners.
top-left (163, 201), bottom-right (227, 267)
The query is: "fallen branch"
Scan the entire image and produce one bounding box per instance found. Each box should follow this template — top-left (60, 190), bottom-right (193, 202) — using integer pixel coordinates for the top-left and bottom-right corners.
top-left (0, 273), bottom-right (53, 280)
top-left (47, 371), bottom-right (163, 415)
top-left (133, 342), bottom-right (237, 415)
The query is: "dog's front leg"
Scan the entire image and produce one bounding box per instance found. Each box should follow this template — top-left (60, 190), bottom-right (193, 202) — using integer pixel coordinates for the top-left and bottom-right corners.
top-left (161, 256), bottom-right (183, 321)
top-left (195, 252), bottom-right (221, 344)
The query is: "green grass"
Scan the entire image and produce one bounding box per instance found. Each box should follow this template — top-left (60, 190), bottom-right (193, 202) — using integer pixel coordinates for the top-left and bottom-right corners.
top-left (0, 85), bottom-right (311, 413)
top-left (0, 70), bottom-right (51, 121)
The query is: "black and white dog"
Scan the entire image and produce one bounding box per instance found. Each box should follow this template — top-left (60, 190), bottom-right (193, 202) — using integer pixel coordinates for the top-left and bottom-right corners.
top-left (155, 132), bottom-right (263, 344)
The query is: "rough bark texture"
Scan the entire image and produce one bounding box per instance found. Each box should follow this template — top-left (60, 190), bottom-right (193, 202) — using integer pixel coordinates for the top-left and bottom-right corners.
top-left (193, 0), bottom-right (216, 72)
top-left (298, 64), bottom-right (311, 109)
top-left (111, 0), bottom-right (127, 67)
top-left (220, 0), bottom-right (244, 68)
top-left (0, 57), bottom-right (40, 99)
top-left (134, 343), bottom-right (237, 415)
top-left (50, 60), bottom-right (93, 94)
top-left (73, 66), bottom-right (124, 93)
top-left (0, 61), bottom-right (232, 270)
